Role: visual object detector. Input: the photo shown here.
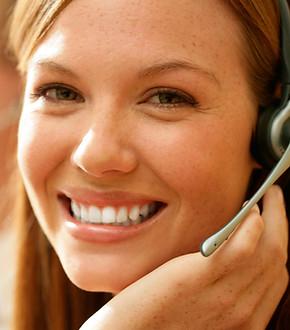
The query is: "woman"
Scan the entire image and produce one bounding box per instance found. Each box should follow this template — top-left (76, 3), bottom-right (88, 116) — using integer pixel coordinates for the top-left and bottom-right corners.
top-left (7, 0), bottom-right (289, 329)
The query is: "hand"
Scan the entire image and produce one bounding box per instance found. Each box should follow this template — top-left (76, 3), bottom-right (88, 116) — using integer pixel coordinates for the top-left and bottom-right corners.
top-left (80, 185), bottom-right (289, 330)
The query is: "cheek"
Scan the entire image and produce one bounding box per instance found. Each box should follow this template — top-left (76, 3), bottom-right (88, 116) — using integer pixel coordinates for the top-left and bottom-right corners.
top-left (137, 116), bottom-right (255, 232)
top-left (140, 119), bottom-right (252, 191)
top-left (17, 113), bottom-right (71, 189)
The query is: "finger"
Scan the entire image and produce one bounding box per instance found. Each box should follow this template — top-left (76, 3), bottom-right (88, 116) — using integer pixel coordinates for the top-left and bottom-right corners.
top-left (243, 185), bottom-right (289, 282)
top-left (168, 205), bottom-right (263, 292)
top-left (151, 206), bottom-right (262, 290)
top-left (224, 185), bottom-right (288, 288)
top-left (261, 185), bottom-right (288, 248)
top-left (204, 205), bottom-right (264, 279)
top-left (206, 186), bottom-right (289, 326)
top-left (204, 249), bottom-right (288, 329)
top-left (214, 186), bottom-right (287, 289)
top-left (238, 267), bottom-right (289, 330)
top-left (172, 186), bottom-right (286, 286)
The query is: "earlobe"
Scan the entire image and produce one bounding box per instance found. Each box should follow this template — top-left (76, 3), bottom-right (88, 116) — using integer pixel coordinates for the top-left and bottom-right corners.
top-left (253, 158), bottom-right (263, 170)
top-left (274, 83), bottom-right (282, 99)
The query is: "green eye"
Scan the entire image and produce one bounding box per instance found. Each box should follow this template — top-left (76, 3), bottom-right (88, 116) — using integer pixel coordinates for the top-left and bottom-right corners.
top-left (156, 92), bottom-right (186, 104)
top-left (31, 83), bottom-right (84, 103)
top-left (54, 87), bottom-right (78, 100)
top-left (46, 87), bottom-right (82, 101)
top-left (147, 88), bottom-right (198, 107)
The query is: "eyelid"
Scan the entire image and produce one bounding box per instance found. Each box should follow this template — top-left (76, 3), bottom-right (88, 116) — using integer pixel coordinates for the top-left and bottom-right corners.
top-left (30, 82), bottom-right (84, 103)
top-left (140, 87), bottom-right (198, 107)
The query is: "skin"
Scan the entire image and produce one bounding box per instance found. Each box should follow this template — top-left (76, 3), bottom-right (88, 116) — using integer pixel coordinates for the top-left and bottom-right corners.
top-left (18, 2), bottom-right (288, 326)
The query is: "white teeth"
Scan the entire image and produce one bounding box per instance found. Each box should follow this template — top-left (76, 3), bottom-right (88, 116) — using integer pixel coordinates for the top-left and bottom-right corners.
top-left (129, 205), bottom-right (140, 221)
top-left (80, 205), bottom-right (89, 222)
top-left (102, 206), bottom-right (116, 224)
top-left (140, 205), bottom-right (149, 217)
top-left (71, 201), bottom-right (81, 218)
top-left (70, 201), bottom-right (160, 226)
top-left (88, 206), bottom-right (101, 223)
top-left (117, 207), bottom-right (128, 223)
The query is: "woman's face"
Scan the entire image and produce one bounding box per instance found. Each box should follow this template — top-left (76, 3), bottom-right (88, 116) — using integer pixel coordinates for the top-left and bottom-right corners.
top-left (19, 0), bottom-right (258, 293)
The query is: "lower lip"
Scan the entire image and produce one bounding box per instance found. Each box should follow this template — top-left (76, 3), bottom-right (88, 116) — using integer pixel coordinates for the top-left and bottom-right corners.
top-left (59, 197), bottom-right (164, 244)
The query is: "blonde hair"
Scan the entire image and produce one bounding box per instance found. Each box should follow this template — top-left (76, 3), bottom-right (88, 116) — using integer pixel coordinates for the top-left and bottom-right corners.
top-left (8, 0), bottom-right (73, 73)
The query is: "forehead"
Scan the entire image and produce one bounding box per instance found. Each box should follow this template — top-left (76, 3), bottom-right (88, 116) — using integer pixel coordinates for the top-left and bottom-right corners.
top-left (28, 0), bottom-right (243, 83)
top-left (56, 0), bottom-right (236, 35)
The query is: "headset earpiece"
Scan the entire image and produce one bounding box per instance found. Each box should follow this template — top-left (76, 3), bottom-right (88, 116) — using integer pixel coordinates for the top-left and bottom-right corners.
top-left (252, 0), bottom-right (290, 169)
top-left (252, 101), bottom-right (281, 169)
top-left (252, 98), bottom-right (290, 169)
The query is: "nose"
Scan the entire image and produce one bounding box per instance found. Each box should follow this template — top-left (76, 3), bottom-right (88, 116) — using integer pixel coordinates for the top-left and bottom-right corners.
top-left (72, 118), bottom-right (138, 177)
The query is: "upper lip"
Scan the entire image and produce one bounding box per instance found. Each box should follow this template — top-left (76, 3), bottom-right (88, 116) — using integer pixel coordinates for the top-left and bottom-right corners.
top-left (59, 186), bottom-right (166, 206)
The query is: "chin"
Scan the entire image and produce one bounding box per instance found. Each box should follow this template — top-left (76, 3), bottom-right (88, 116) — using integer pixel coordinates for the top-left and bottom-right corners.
top-left (57, 251), bottom-right (146, 294)
top-left (64, 266), bottom-right (141, 294)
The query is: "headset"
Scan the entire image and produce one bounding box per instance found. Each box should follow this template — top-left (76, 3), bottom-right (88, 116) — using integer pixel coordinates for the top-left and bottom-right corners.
top-left (200, 0), bottom-right (290, 257)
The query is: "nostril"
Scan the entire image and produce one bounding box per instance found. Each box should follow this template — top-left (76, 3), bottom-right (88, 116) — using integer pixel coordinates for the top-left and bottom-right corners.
top-left (71, 129), bottom-right (138, 177)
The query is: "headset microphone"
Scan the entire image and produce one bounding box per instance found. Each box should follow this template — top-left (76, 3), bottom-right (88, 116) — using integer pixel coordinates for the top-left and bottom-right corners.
top-left (200, 0), bottom-right (290, 257)
top-left (200, 143), bottom-right (290, 257)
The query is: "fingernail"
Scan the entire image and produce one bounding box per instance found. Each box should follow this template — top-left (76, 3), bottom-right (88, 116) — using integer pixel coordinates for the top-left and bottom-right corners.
top-left (272, 185), bottom-right (284, 201)
top-left (252, 204), bottom-right (260, 214)
top-left (242, 200), bottom-right (249, 207)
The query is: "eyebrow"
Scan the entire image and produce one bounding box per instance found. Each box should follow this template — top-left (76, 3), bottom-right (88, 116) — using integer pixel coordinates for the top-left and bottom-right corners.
top-left (139, 59), bottom-right (219, 85)
top-left (31, 58), bottom-right (219, 86)
top-left (31, 60), bottom-right (78, 78)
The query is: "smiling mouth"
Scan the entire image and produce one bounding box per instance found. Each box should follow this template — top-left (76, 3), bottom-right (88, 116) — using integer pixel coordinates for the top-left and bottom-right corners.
top-left (69, 200), bottom-right (164, 226)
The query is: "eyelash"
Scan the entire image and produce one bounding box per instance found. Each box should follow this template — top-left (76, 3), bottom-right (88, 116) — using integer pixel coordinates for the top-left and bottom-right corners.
top-left (144, 88), bottom-right (198, 108)
top-left (30, 83), bottom-right (84, 103)
top-left (30, 84), bottom-right (198, 110)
